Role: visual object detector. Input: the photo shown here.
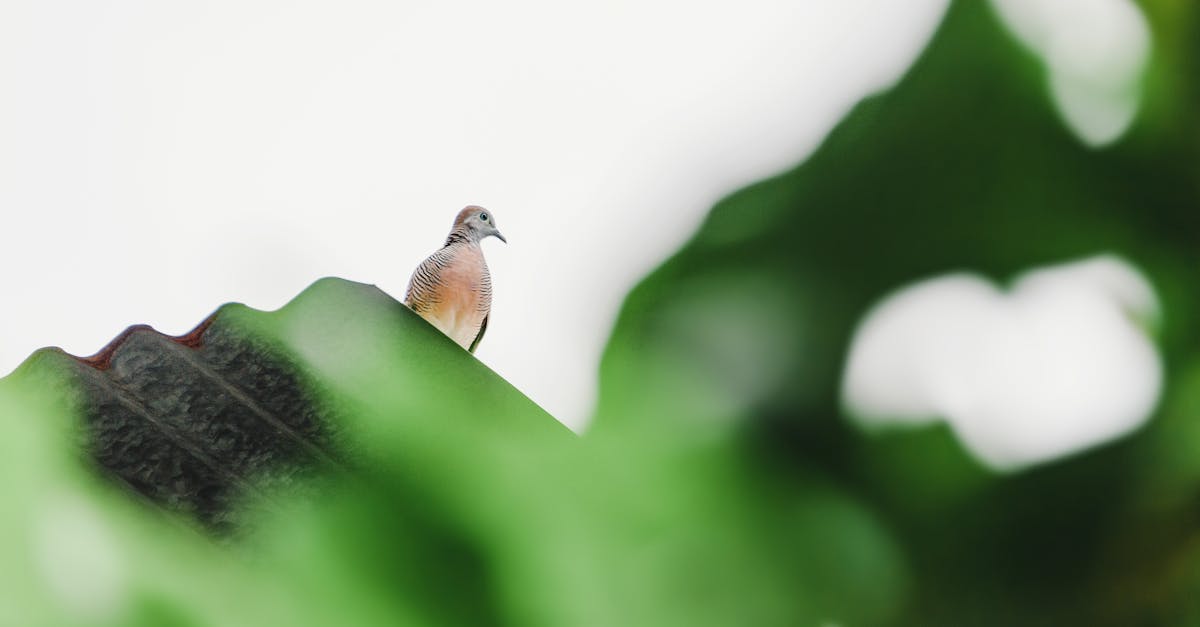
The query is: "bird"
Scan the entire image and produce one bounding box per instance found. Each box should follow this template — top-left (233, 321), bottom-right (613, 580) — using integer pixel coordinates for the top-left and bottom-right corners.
top-left (403, 205), bottom-right (506, 353)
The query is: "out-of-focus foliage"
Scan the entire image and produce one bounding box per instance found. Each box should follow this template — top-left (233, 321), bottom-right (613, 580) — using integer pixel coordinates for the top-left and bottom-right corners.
top-left (598, 0), bottom-right (1200, 624)
top-left (0, 276), bottom-right (902, 627)
top-left (0, 1), bottom-right (1197, 625)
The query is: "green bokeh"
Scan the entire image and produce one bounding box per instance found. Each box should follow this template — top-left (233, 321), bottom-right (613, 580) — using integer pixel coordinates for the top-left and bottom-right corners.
top-left (597, 0), bottom-right (1200, 623)
top-left (1, 1), bottom-right (1197, 625)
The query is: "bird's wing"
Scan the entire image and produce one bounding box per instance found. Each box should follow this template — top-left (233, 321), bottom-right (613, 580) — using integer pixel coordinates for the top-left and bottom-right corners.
top-left (404, 248), bottom-right (453, 311)
top-left (468, 314), bottom-right (488, 353)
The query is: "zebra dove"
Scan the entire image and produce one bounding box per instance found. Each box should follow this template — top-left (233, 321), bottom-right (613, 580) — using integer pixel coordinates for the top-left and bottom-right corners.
top-left (403, 206), bottom-right (506, 352)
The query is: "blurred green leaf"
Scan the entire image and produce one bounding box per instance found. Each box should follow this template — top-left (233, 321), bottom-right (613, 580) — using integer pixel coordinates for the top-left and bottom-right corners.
top-left (2, 1), bottom-right (1198, 626)
top-left (597, 0), bottom-right (1199, 624)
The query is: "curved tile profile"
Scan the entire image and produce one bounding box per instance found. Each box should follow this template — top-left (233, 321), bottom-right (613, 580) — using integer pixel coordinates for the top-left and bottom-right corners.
top-left (9, 277), bottom-right (562, 532)
top-left (16, 280), bottom-right (373, 531)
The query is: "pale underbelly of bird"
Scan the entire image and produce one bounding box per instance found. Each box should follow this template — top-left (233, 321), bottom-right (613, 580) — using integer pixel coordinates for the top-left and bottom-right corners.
top-left (421, 284), bottom-right (487, 349)
top-left (404, 246), bottom-right (491, 351)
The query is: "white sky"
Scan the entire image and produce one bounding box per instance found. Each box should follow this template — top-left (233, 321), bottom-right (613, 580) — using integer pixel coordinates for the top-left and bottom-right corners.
top-left (0, 0), bottom-right (948, 429)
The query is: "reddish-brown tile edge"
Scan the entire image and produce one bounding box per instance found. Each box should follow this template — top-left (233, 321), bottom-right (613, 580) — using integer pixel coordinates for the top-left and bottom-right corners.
top-left (75, 312), bottom-right (220, 371)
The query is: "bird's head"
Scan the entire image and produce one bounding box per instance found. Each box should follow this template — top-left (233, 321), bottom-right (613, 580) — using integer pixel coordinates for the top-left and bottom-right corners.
top-left (454, 205), bottom-right (507, 244)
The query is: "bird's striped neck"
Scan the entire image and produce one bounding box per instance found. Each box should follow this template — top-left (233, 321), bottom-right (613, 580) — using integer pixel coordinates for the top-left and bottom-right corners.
top-left (444, 229), bottom-right (477, 247)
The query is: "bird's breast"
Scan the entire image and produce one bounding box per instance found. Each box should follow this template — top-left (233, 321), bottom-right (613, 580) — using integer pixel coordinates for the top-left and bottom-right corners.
top-left (411, 245), bottom-right (491, 350)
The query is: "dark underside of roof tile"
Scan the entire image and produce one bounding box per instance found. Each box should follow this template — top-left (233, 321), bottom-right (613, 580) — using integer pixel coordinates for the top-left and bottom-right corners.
top-left (22, 283), bottom-right (367, 532)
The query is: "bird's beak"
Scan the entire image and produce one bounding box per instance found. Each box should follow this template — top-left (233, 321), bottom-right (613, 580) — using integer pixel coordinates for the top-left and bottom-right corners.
top-left (495, 231), bottom-right (507, 243)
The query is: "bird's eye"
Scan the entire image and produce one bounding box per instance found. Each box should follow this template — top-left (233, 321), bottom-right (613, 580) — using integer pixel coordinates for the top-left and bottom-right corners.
top-left (480, 213), bottom-right (489, 222)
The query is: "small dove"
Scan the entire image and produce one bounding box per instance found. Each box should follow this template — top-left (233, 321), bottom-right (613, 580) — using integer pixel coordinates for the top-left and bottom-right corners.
top-left (403, 205), bottom-right (506, 352)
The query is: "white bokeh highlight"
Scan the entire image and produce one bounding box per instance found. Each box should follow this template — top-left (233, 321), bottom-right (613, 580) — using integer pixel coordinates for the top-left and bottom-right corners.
top-left (0, 0), bottom-right (948, 430)
top-left (842, 255), bottom-right (1163, 471)
top-left (990, 0), bottom-right (1150, 146)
